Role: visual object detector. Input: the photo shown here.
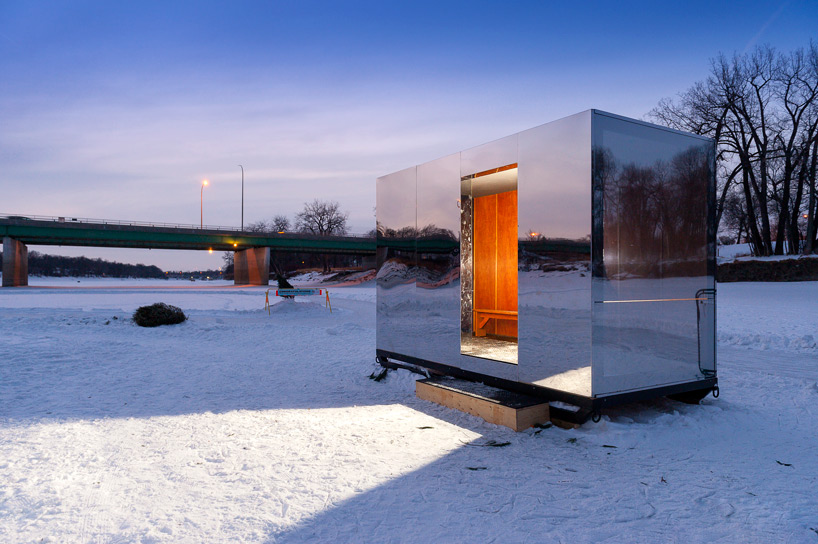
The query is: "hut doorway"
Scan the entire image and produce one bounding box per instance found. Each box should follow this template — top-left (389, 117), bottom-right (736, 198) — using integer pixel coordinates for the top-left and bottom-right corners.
top-left (460, 164), bottom-right (518, 364)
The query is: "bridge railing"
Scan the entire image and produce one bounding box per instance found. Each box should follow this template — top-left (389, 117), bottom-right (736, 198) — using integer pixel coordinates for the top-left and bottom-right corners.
top-left (0, 213), bottom-right (373, 238)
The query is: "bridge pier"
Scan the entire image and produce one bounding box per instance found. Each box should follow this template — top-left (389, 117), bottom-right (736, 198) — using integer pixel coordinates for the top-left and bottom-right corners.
top-left (234, 247), bottom-right (270, 286)
top-left (2, 237), bottom-right (29, 287)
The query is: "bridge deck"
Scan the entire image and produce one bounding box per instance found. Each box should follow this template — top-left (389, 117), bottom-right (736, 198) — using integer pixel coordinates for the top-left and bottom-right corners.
top-left (0, 216), bottom-right (376, 254)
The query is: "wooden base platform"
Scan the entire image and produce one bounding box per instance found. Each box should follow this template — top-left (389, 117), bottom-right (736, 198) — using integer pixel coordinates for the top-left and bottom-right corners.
top-left (416, 377), bottom-right (549, 432)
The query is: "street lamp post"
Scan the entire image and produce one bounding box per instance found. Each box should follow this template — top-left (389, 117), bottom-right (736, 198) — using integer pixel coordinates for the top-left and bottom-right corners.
top-left (201, 179), bottom-right (208, 229)
top-left (239, 165), bottom-right (244, 231)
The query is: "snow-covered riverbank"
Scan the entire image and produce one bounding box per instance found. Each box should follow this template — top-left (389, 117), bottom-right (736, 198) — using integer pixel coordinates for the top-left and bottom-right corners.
top-left (1, 279), bottom-right (816, 542)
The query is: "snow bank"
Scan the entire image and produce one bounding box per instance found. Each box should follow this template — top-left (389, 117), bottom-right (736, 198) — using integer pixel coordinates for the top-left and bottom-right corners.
top-left (718, 242), bottom-right (818, 263)
top-left (718, 243), bottom-right (753, 260)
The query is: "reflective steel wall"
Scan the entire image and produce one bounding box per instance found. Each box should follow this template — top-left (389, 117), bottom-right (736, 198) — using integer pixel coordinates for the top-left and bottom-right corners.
top-left (378, 116), bottom-right (594, 389)
top-left (377, 110), bottom-right (715, 400)
top-left (591, 111), bottom-right (716, 397)
top-left (376, 166), bottom-right (417, 355)
top-left (517, 111), bottom-right (593, 397)
top-left (414, 154), bottom-right (461, 364)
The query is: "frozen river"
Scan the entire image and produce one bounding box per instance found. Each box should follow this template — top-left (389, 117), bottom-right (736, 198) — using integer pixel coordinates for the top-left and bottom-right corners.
top-left (1, 278), bottom-right (816, 542)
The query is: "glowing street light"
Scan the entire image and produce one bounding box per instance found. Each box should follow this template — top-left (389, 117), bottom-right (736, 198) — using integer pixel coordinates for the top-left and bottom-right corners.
top-left (201, 179), bottom-right (209, 229)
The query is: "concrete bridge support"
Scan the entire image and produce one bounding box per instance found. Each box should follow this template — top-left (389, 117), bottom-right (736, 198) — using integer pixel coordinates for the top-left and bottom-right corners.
top-left (2, 237), bottom-right (29, 287)
top-left (234, 247), bottom-right (270, 286)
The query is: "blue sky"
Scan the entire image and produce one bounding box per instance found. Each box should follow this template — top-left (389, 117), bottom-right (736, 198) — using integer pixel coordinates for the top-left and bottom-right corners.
top-left (1, 1), bottom-right (816, 270)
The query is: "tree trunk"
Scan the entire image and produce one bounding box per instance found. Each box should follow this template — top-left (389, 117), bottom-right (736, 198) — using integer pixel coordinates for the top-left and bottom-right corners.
top-left (774, 163), bottom-right (792, 255)
top-left (741, 169), bottom-right (765, 255)
top-left (789, 158), bottom-right (807, 254)
top-left (805, 139), bottom-right (818, 253)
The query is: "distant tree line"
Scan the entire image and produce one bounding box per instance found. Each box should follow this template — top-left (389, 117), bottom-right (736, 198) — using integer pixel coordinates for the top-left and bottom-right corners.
top-left (166, 269), bottom-right (225, 280)
top-left (0, 251), bottom-right (166, 278)
top-left (650, 43), bottom-right (818, 256)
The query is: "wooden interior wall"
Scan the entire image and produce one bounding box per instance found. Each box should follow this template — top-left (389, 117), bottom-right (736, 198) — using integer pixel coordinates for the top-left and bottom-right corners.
top-left (474, 195), bottom-right (496, 334)
top-left (473, 190), bottom-right (518, 338)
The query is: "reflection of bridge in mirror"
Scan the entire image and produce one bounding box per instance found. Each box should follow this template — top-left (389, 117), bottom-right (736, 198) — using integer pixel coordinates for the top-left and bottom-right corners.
top-left (1, 214), bottom-right (375, 287)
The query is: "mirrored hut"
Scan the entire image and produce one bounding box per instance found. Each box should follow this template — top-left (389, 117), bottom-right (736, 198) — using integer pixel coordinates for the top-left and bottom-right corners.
top-left (376, 110), bottom-right (717, 414)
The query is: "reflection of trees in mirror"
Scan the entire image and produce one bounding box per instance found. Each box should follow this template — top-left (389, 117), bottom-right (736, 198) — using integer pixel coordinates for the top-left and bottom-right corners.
top-left (418, 224), bottom-right (457, 241)
top-left (376, 223), bottom-right (456, 242)
top-left (417, 223), bottom-right (460, 290)
top-left (519, 238), bottom-right (591, 273)
top-left (596, 144), bottom-right (710, 278)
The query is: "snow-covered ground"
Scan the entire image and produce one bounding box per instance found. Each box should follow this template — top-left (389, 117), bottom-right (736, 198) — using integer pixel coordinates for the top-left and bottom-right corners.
top-left (718, 242), bottom-right (818, 263)
top-left (1, 278), bottom-right (817, 543)
top-left (718, 243), bottom-right (754, 260)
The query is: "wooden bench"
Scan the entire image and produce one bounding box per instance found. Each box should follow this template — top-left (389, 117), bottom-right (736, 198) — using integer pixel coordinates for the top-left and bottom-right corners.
top-left (473, 309), bottom-right (518, 337)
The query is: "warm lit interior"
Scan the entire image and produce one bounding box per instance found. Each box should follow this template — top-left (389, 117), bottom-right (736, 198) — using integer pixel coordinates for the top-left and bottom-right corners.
top-left (461, 164), bottom-right (518, 364)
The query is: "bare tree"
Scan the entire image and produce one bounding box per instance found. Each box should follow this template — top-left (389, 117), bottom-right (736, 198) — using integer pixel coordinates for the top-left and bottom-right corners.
top-left (296, 200), bottom-right (348, 236)
top-left (650, 43), bottom-right (818, 255)
top-left (295, 200), bottom-right (349, 272)
top-left (245, 219), bottom-right (271, 233)
top-left (271, 214), bottom-right (290, 232)
top-left (805, 136), bottom-right (818, 252)
top-left (722, 191), bottom-right (749, 245)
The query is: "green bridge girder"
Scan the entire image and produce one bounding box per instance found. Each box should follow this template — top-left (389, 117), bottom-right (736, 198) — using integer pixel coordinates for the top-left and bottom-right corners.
top-left (0, 218), bottom-right (588, 256)
top-left (0, 218), bottom-right (376, 255)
